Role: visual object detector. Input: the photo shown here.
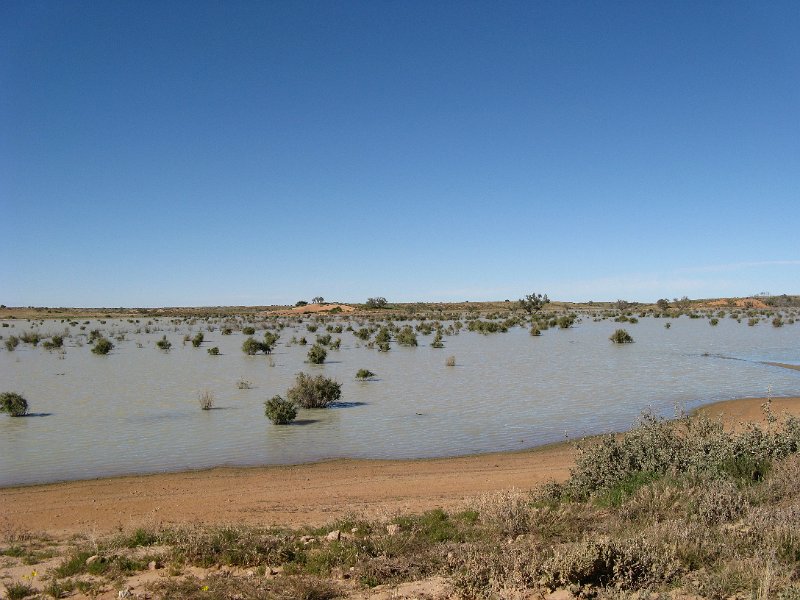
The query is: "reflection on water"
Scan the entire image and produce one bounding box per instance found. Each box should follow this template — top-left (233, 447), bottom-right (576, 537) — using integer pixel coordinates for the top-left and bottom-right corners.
top-left (1, 316), bottom-right (799, 486)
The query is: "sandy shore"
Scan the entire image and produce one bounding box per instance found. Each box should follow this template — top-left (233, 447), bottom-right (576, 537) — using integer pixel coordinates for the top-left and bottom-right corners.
top-left (2, 396), bottom-right (799, 537)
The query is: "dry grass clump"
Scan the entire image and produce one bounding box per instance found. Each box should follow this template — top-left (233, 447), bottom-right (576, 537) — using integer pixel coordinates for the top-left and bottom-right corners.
top-left (197, 390), bottom-right (214, 410)
top-left (473, 488), bottom-right (531, 536)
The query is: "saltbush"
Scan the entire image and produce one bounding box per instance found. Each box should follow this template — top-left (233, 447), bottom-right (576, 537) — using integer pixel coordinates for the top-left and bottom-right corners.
top-left (307, 343), bottom-right (327, 364)
top-left (356, 369), bottom-right (375, 381)
top-left (610, 329), bottom-right (634, 343)
top-left (0, 392), bottom-right (28, 417)
top-left (264, 395), bottom-right (297, 424)
top-left (91, 337), bottom-right (113, 355)
top-left (287, 373), bottom-right (341, 409)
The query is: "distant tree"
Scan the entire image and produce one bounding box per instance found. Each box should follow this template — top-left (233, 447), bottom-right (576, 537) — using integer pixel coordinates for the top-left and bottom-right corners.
top-left (674, 296), bottom-right (692, 311)
top-left (615, 299), bottom-right (630, 311)
top-left (656, 298), bottom-right (671, 311)
top-left (311, 296), bottom-right (325, 304)
top-left (365, 297), bottom-right (388, 309)
top-left (295, 300), bottom-right (308, 307)
top-left (518, 293), bottom-right (550, 315)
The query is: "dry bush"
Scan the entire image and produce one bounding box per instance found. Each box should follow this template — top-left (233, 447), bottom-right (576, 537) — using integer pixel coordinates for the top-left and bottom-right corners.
top-left (473, 488), bottom-right (532, 536)
top-left (197, 390), bottom-right (214, 410)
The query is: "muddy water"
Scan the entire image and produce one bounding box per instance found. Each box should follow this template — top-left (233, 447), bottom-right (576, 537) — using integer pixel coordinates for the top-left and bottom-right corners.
top-left (1, 316), bottom-right (798, 486)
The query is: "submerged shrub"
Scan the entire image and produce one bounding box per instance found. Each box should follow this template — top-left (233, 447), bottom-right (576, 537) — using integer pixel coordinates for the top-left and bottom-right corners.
top-left (191, 332), bottom-right (204, 347)
top-left (242, 337), bottom-right (262, 355)
top-left (557, 315), bottom-right (575, 329)
top-left (0, 392), bottom-right (28, 417)
top-left (91, 337), bottom-right (113, 355)
top-left (430, 331), bottom-right (445, 348)
top-left (4, 335), bottom-right (19, 351)
top-left (207, 346), bottom-right (220, 355)
top-left (198, 390), bottom-right (214, 410)
top-left (446, 355), bottom-right (456, 367)
top-left (610, 329), bottom-right (634, 343)
top-left (287, 373), bottom-right (341, 408)
top-left (264, 395), bottom-right (297, 424)
top-left (396, 326), bottom-right (418, 347)
top-left (242, 326), bottom-right (256, 335)
top-left (356, 369), bottom-right (375, 381)
top-left (307, 343), bottom-right (327, 364)
top-left (156, 335), bottom-right (172, 350)
top-left (42, 335), bottom-right (64, 350)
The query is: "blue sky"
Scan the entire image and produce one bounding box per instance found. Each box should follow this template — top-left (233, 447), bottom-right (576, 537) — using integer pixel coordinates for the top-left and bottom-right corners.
top-left (2, 1), bottom-right (798, 307)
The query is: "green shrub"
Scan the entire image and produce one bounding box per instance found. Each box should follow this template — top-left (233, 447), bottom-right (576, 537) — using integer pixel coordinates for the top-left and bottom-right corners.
top-left (264, 395), bottom-right (297, 424)
top-left (773, 317), bottom-right (784, 327)
top-left (356, 369), bottom-right (375, 381)
top-left (20, 331), bottom-right (41, 345)
top-left (610, 329), bottom-right (634, 343)
top-left (396, 326), bottom-right (418, 346)
top-left (0, 392), bottom-right (28, 417)
top-left (207, 346), bottom-right (220, 355)
top-left (242, 327), bottom-right (256, 335)
top-left (91, 337), bottom-right (113, 355)
top-left (530, 325), bottom-right (541, 336)
top-left (375, 328), bottom-right (391, 344)
top-left (42, 335), bottom-right (64, 350)
top-left (4, 335), bottom-right (19, 351)
top-left (4, 581), bottom-right (37, 599)
top-left (430, 331), bottom-right (444, 348)
top-left (557, 315), bottom-right (575, 329)
top-left (556, 409), bottom-right (800, 502)
top-left (710, 318), bottom-right (719, 326)
top-left (242, 337), bottom-right (261, 355)
top-left (191, 332), bottom-right (204, 347)
top-left (307, 343), bottom-right (327, 364)
top-left (287, 373), bottom-right (341, 408)
top-left (156, 335), bottom-right (172, 350)
top-left (263, 331), bottom-right (280, 351)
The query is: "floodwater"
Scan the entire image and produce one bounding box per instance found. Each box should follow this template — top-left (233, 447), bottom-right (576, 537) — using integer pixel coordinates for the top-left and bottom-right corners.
top-left (1, 315), bottom-right (799, 486)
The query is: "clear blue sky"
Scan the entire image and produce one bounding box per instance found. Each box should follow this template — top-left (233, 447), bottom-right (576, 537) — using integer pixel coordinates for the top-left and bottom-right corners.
top-left (2, 1), bottom-right (798, 307)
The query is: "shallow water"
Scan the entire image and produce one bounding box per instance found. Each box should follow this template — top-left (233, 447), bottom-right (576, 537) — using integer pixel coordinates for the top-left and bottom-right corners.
top-left (1, 315), bottom-right (799, 486)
